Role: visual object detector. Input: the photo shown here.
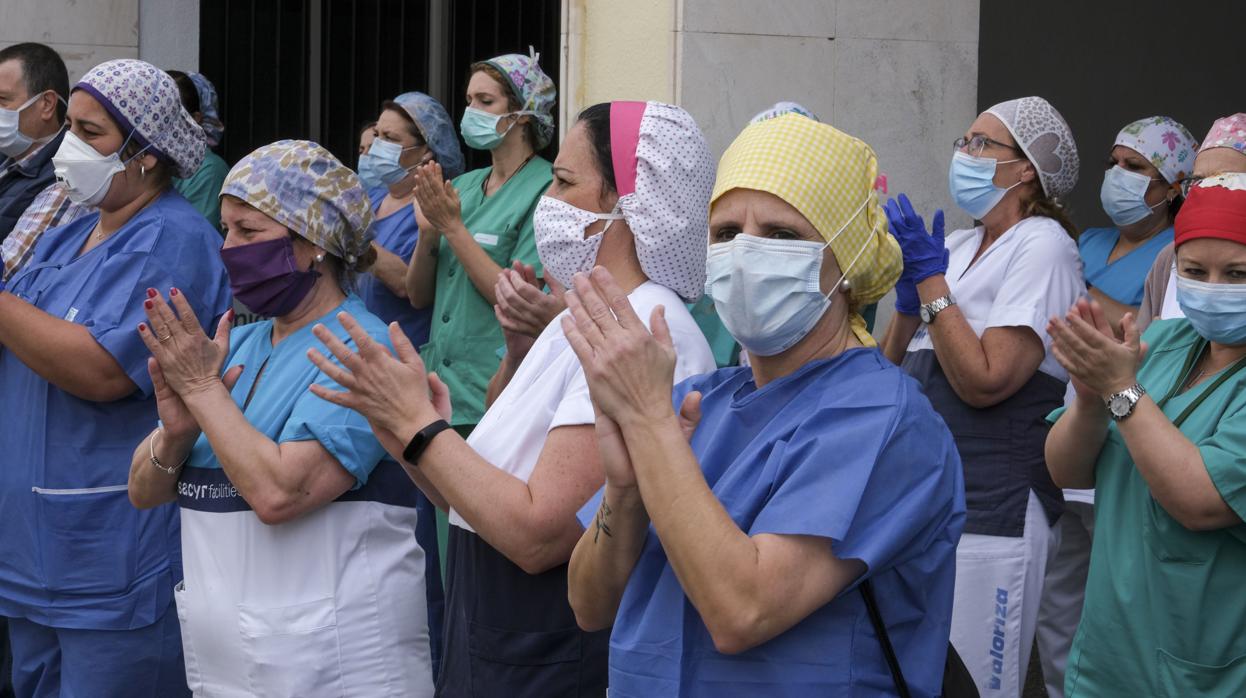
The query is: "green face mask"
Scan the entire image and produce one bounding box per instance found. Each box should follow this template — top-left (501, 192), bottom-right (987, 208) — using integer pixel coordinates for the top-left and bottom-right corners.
top-left (460, 106), bottom-right (524, 151)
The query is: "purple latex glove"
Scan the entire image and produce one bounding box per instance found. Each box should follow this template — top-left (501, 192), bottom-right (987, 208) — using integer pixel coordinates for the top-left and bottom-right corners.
top-left (884, 193), bottom-right (948, 288)
top-left (894, 277), bottom-right (920, 316)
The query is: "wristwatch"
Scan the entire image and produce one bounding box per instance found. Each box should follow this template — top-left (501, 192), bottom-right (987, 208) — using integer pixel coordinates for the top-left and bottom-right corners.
top-left (1105, 383), bottom-right (1147, 421)
top-left (402, 419), bottom-right (452, 465)
top-left (919, 293), bottom-right (956, 324)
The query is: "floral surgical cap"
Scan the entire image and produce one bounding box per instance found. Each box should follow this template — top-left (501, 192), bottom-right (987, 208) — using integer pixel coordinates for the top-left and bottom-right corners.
top-left (75, 58), bottom-right (205, 178)
top-left (1114, 116), bottom-right (1198, 185)
top-left (220, 140), bottom-right (374, 270)
top-left (608, 101), bottom-right (716, 302)
top-left (750, 101), bottom-right (820, 124)
top-left (986, 96), bottom-right (1079, 200)
top-left (711, 114), bottom-right (903, 347)
top-left (188, 72), bottom-right (224, 148)
top-left (476, 48), bottom-right (557, 148)
top-left (389, 91), bottom-right (465, 179)
top-left (1199, 113), bottom-right (1246, 156)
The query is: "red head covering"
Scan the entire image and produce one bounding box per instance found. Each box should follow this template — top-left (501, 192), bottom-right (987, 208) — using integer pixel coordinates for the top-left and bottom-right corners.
top-left (1175, 176), bottom-right (1246, 248)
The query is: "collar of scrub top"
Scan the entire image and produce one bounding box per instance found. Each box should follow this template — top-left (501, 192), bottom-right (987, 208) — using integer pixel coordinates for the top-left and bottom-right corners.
top-left (610, 101), bottom-right (646, 197)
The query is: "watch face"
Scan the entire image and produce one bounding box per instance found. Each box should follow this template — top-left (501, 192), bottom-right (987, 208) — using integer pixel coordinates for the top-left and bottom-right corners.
top-left (1109, 394), bottom-right (1130, 416)
top-left (920, 306), bottom-right (933, 324)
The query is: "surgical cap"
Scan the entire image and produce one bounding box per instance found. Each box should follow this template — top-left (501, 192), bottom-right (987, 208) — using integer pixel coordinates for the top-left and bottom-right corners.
top-left (986, 97), bottom-right (1079, 200)
top-left (389, 91), bottom-right (466, 179)
top-left (609, 101), bottom-right (716, 302)
top-left (75, 58), bottom-right (205, 178)
top-left (476, 49), bottom-right (557, 148)
top-left (1199, 113), bottom-right (1246, 156)
top-left (1114, 116), bottom-right (1198, 184)
top-left (188, 72), bottom-right (224, 148)
top-left (711, 113), bottom-right (902, 347)
top-left (221, 140), bottom-right (374, 270)
top-left (750, 101), bottom-right (820, 124)
top-left (1175, 173), bottom-right (1246, 249)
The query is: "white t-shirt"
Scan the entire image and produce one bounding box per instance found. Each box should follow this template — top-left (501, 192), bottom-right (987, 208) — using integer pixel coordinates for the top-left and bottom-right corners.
top-left (906, 216), bottom-right (1086, 382)
top-left (450, 281), bottom-right (716, 531)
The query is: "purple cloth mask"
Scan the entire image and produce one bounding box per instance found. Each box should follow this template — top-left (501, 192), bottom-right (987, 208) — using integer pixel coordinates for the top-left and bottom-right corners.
top-left (220, 236), bottom-right (320, 317)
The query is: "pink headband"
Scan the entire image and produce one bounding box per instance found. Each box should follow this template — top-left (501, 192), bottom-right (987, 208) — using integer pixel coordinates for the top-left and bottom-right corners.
top-left (610, 101), bottom-right (646, 196)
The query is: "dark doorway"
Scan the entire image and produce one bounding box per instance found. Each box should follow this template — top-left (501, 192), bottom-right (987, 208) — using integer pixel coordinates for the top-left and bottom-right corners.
top-left (199, 0), bottom-right (561, 171)
top-left (978, 0), bottom-right (1246, 230)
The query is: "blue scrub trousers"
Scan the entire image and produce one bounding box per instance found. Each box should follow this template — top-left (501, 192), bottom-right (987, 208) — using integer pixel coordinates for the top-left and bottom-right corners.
top-left (6, 603), bottom-right (188, 698)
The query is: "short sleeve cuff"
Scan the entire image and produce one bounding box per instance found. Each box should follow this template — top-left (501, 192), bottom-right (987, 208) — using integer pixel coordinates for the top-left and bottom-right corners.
top-left (91, 323), bottom-right (154, 397)
top-left (1202, 447), bottom-right (1246, 525)
top-left (985, 303), bottom-right (1049, 344)
top-left (281, 421), bottom-right (387, 489)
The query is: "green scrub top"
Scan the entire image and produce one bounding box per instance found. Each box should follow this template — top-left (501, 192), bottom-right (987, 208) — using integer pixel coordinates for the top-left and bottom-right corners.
top-left (173, 150), bottom-right (229, 232)
top-left (1049, 318), bottom-right (1246, 697)
top-left (686, 296), bottom-right (740, 368)
top-left (420, 157), bottom-right (551, 427)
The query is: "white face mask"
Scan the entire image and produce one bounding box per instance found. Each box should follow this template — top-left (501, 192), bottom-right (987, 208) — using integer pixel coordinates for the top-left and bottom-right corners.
top-left (533, 195), bottom-right (625, 289)
top-left (705, 197), bottom-right (869, 357)
top-left (0, 93), bottom-right (44, 159)
top-left (52, 130), bottom-right (149, 206)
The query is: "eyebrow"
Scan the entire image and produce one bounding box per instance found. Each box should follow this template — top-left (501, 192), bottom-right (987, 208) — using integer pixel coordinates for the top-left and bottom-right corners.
top-left (551, 166), bottom-right (575, 177)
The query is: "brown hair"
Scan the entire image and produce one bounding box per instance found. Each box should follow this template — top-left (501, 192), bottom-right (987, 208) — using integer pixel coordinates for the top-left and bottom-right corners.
top-left (470, 63), bottom-right (540, 150)
top-left (1019, 181), bottom-right (1077, 238)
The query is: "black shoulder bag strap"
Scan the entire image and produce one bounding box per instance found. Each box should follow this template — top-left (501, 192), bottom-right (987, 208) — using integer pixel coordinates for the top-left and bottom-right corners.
top-left (860, 579), bottom-right (912, 698)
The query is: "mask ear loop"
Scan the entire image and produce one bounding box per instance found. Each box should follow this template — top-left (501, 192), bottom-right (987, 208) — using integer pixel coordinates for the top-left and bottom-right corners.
top-left (816, 193), bottom-right (874, 303)
top-left (574, 204), bottom-right (626, 273)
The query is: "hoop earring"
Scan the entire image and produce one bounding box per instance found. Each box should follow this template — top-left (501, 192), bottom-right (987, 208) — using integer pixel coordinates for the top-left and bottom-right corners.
top-left (140, 164), bottom-right (146, 178)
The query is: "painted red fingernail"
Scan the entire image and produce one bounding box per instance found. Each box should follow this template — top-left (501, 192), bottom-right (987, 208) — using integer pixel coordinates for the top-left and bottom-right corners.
top-left (138, 323), bottom-right (147, 332)
top-left (144, 300), bottom-right (153, 309)
top-left (170, 287), bottom-right (179, 296)
top-left (146, 288), bottom-right (157, 298)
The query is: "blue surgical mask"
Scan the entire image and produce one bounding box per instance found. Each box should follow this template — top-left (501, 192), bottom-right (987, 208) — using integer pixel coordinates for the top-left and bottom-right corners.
top-left (357, 154), bottom-right (384, 190)
top-left (1100, 165), bottom-right (1164, 227)
top-left (705, 197), bottom-right (869, 356)
top-left (461, 106), bottom-right (526, 151)
top-left (948, 151), bottom-right (1022, 220)
top-left (358, 137), bottom-right (418, 187)
top-left (1175, 275), bottom-right (1246, 345)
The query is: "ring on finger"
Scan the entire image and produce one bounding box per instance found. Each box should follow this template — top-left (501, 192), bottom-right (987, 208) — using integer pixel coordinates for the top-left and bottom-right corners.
top-left (157, 332), bottom-right (173, 343)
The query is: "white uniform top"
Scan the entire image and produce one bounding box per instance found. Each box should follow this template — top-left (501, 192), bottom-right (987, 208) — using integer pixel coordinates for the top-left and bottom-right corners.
top-left (451, 281), bottom-right (716, 532)
top-left (906, 216), bottom-right (1086, 382)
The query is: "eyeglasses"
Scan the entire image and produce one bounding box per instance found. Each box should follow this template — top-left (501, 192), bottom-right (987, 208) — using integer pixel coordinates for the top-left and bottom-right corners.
top-left (953, 135), bottom-right (1022, 158)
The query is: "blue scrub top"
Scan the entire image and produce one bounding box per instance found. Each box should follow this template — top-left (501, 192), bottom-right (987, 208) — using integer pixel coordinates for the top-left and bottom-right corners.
top-left (357, 187), bottom-right (431, 347)
top-left (185, 294), bottom-right (390, 488)
top-left (1079, 226), bottom-right (1174, 306)
top-left (0, 189), bottom-right (231, 630)
top-left (579, 349), bottom-right (965, 697)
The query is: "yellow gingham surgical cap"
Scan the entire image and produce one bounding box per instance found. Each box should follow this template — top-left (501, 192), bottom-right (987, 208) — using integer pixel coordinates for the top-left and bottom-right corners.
top-left (710, 113), bottom-right (902, 346)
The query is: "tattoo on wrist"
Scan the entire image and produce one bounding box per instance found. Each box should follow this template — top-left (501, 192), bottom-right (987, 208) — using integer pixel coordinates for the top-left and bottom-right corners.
top-left (593, 501), bottom-right (613, 544)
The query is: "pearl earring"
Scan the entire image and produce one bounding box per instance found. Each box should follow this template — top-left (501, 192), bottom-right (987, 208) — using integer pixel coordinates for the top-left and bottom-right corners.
top-left (314, 253), bottom-right (325, 263)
